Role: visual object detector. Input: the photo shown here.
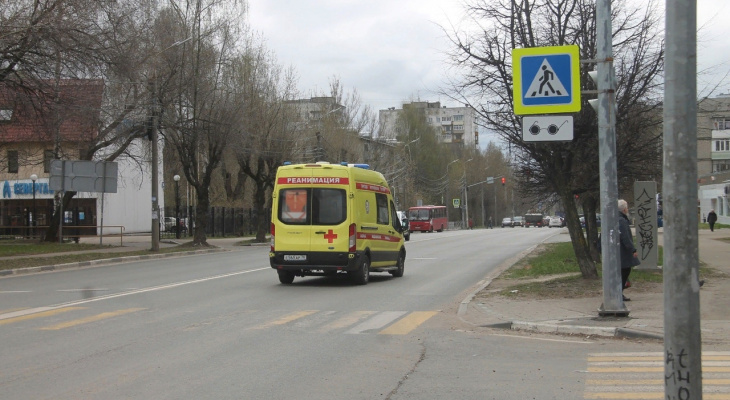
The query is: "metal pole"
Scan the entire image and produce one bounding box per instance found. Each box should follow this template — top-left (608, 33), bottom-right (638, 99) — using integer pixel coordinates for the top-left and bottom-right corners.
top-left (150, 77), bottom-right (160, 251)
top-left (31, 175), bottom-right (37, 237)
top-left (596, 0), bottom-right (627, 316)
top-left (99, 163), bottom-right (105, 246)
top-left (175, 177), bottom-right (180, 239)
top-left (464, 184), bottom-right (469, 229)
top-left (664, 0), bottom-right (701, 397)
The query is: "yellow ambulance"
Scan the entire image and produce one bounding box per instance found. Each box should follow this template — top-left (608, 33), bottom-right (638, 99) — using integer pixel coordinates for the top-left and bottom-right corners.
top-left (269, 162), bottom-right (407, 285)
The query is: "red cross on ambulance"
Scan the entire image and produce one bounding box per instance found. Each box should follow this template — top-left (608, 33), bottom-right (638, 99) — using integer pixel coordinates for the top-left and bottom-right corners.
top-left (322, 229), bottom-right (338, 243)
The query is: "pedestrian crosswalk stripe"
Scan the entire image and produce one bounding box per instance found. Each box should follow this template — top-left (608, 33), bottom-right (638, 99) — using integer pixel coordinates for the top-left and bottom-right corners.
top-left (584, 352), bottom-right (730, 399)
top-left (379, 311), bottom-right (438, 335)
top-left (0, 307), bottom-right (85, 326)
top-left (317, 311), bottom-right (376, 333)
top-left (585, 394), bottom-right (730, 399)
top-left (39, 308), bottom-right (146, 330)
top-left (4, 307), bottom-right (437, 335)
top-left (587, 379), bottom-right (730, 385)
top-left (250, 310), bottom-right (318, 330)
top-left (346, 311), bottom-right (407, 334)
top-left (589, 366), bottom-right (730, 373)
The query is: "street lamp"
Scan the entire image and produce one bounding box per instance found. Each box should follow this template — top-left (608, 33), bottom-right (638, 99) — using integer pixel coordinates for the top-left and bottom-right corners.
top-left (174, 174), bottom-right (181, 239)
top-left (30, 174), bottom-right (37, 236)
top-left (404, 137), bottom-right (420, 161)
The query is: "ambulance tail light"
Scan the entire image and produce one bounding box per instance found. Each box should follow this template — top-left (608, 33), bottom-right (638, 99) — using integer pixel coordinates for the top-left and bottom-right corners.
top-left (270, 223), bottom-right (275, 251)
top-left (349, 223), bottom-right (357, 252)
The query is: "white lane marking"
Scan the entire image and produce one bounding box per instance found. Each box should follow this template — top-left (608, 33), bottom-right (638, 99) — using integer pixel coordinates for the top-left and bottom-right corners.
top-left (0, 267), bottom-right (269, 321)
top-left (0, 291), bottom-right (33, 293)
top-left (57, 289), bottom-right (111, 292)
top-left (411, 258), bottom-right (438, 260)
top-left (346, 311), bottom-right (407, 334)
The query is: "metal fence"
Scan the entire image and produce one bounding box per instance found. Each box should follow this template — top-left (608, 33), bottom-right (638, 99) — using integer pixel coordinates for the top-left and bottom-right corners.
top-left (160, 206), bottom-right (271, 239)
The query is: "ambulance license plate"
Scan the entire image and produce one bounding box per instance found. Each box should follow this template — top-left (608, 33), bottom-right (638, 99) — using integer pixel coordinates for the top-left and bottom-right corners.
top-left (284, 255), bottom-right (307, 261)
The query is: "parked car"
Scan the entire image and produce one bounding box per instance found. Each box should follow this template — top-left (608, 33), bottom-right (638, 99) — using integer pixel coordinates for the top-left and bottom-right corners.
top-left (397, 211), bottom-right (410, 241)
top-left (549, 216), bottom-right (563, 228)
top-left (501, 217), bottom-right (513, 228)
top-left (163, 217), bottom-right (177, 232)
top-left (580, 214), bottom-right (602, 228)
top-left (512, 216), bottom-right (524, 227)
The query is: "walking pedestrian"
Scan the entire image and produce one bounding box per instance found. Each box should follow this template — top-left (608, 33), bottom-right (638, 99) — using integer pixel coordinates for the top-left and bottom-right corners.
top-left (488, 216), bottom-right (493, 229)
top-left (618, 199), bottom-right (640, 302)
top-left (708, 209), bottom-right (718, 232)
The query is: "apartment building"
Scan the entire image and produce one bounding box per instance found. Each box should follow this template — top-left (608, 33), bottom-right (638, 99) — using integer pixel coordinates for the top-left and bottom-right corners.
top-left (697, 94), bottom-right (730, 224)
top-left (378, 101), bottom-right (479, 147)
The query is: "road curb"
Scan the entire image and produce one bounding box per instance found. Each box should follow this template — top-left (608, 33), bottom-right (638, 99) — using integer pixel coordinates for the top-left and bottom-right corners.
top-left (0, 248), bottom-right (228, 277)
top-left (481, 321), bottom-right (664, 340)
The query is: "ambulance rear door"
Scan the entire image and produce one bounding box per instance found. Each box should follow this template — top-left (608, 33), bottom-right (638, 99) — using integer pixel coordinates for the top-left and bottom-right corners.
top-left (276, 167), bottom-right (315, 254)
top-left (309, 168), bottom-right (351, 255)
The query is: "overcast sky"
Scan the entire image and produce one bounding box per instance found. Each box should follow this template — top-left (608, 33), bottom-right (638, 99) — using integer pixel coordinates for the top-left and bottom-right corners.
top-left (248, 0), bottom-right (730, 139)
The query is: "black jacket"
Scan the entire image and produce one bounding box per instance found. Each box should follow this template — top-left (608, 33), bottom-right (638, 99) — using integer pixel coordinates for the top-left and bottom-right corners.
top-left (708, 211), bottom-right (718, 223)
top-left (618, 211), bottom-right (638, 269)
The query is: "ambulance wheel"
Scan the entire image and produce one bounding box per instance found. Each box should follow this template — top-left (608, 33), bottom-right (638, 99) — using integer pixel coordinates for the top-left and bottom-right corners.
top-left (277, 270), bottom-right (295, 284)
top-left (390, 252), bottom-right (405, 277)
top-left (351, 255), bottom-right (370, 285)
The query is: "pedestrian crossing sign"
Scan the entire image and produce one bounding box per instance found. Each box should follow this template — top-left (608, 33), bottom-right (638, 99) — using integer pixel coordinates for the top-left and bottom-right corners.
top-left (512, 45), bottom-right (581, 115)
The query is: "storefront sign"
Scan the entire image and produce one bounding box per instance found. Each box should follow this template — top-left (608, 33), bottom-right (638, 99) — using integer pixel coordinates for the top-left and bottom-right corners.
top-left (1, 179), bottom-right (54, 199)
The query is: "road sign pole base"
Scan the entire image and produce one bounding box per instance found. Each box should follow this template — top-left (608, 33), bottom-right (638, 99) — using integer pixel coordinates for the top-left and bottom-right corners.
top-left (598, 303), bottom-right (630, 317)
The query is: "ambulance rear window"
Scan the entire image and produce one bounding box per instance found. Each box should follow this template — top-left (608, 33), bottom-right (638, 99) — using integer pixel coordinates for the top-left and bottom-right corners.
top-left (279, 188), bottom-right (346, 225)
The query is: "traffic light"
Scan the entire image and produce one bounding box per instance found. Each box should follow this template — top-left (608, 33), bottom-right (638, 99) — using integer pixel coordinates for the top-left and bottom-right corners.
top-left (501, 177), bottom-right (506, 186)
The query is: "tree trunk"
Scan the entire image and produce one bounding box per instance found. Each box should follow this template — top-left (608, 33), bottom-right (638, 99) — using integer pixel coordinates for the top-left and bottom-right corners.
top-left (582, 194), bottom-right (601, 262)
top-left (43, 191), bottom-right (78, 243)
top-left (193, 186), bottom-right (210, 246)
top-left (253, 179), bottom-right (268, 243)
top-left (561, 190), bottom-right (599, 279)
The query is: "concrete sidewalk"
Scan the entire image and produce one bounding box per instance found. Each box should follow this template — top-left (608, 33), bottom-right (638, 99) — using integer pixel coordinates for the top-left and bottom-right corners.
top-left (460, 228), bottom-right (730, 347)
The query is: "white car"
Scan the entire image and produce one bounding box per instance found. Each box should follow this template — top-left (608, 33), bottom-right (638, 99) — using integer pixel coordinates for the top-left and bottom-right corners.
top-left (397, 211), bottom-right (411, 241)
top-left (549, 216), bottom-right (563, 228)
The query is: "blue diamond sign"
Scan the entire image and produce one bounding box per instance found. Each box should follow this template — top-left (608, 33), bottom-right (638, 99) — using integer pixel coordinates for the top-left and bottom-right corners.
top-left (512, 45), bottom-right (581, 115)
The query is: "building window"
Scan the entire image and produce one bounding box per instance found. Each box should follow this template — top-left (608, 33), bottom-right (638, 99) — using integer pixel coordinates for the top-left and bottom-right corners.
top-left (714, 140), bottom-right (730, 152)
top-left (0, 109), bottom-right (12, 122)
top-left (44, 150), bottom-right (54, 173)
top-left (712, 160), bottom-right (730, 172)
top-left (454, 115), bottom-right (464, 121)
top-left (8, 150), bottom-right (19, 173)
top-left (713, 118), bottom-right (730, 130)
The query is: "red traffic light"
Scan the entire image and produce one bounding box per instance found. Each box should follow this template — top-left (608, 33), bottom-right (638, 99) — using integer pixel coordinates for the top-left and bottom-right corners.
top-left (501, 177), bottom-right (506, 185)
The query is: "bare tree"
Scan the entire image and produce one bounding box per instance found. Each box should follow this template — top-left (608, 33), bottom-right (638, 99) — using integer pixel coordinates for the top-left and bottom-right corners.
top-left (156, 0), bottom-right (248, 246)
top-left (444, 0), bottom-right (664, 278)
top-left (230, 38), bottom-right (301, 242)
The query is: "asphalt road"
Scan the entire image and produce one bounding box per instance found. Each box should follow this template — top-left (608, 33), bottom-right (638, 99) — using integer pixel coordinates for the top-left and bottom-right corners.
top-left (0, 227), bottom-right (661, 399)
